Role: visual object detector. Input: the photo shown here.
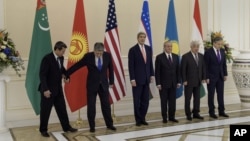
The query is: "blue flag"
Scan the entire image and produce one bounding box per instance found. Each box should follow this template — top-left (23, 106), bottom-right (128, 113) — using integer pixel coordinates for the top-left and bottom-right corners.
top-left (165, 0), bottom-right (183, 99)
top-left (139, 0), bottom-right (153, 99)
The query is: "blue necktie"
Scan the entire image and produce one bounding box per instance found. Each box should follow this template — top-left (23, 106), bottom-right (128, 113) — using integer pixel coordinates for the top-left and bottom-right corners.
top-left (97, 57), bottom-right (102, 71)
top-left (217, 50), bottom-right (221, 62)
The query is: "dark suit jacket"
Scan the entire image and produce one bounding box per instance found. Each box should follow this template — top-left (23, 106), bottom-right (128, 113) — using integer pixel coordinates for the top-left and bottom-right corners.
top-left (155, 52), bottom-right (181, 88)
top-left (181, 51), bottom-right (206, 87)
top-left (38, 52), bottom-right (66, 95)
top-left (67, 52), bottom-right (114, 92)
top-left (128, 44), bottom-right (154, 85)
top-left (204, 48), bottom-right (227, 80)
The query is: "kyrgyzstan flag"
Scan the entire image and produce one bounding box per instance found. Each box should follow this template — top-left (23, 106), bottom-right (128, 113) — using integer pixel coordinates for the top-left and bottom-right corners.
top-left (64, 0), bottom-right (89, 112)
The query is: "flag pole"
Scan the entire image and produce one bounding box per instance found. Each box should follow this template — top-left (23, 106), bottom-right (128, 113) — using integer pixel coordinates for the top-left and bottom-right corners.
top-left (73, 109), bottom-right (84, 128)
top-left (111, 104), bottom-right (116, 122)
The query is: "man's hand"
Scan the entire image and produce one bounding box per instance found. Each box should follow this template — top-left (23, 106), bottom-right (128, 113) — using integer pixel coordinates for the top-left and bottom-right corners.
top-left (131, 80), bottom-right (136, 87)
top-left (44, 90), bottom-right (51, 98)
top-left (177, 83), bottom-right (181, 88)
top-left (150, 76), bottom-right (154, 83)
top-left (64, 78), bottom-right (70, 83)
top-left (224, 76), bottom-right (227, 81)
top-left (157, 85), bottom-right (162, 91)
top-left (206, 79), bottom-right (210, 84)
top-left (183, 81), bottom-right (188, 86)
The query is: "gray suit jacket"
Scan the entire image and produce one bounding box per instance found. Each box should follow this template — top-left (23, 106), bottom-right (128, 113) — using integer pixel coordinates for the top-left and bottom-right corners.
top-left (181, 51), bottom-right (206, 87)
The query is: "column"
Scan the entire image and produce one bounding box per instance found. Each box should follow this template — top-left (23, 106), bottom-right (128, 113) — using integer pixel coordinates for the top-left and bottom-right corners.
top-left (0, 74), bottom-right (10, 133)
top-left (0, 0), bottom-right (4, 29)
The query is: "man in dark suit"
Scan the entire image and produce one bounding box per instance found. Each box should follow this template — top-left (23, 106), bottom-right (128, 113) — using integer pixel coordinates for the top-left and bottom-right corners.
top-left (128, 32), bottom-right (154, 126)
top-left (181, 41), bottom-right (206, 121)
top-left (155, 40), bottom-right (181, 123)
top-left (66, 42), bottom-right (116, 132)
top-left (204, 37), bottom-right (229, 119)
top-left (39, 41), bottom-right (77, 137)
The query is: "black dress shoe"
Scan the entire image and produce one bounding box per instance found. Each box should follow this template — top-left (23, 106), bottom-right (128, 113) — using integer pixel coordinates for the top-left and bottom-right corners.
top-left (219, 113), bottom-right (229, 117)
top-left (162, 119), bottom-right (168, 123)
top-left (107, 126), bottom-right (116, 131)
top-left (209, 114), bottom-right (218, 119)
top-left (89, 128), bottom-right (95, 133)
top-left (141, 121), bottom-right (149, 125)
top-left (186, 116), bottom-right (192, 121)
top-left (136, 122), bottom-right (141, 126)
top-left (193, 115), bottom-right (204, 120)
top-left (169, 118), bottom-right (179, 123)
top-left (64, 127), bottom-right (78, 132)
top-left (41, 132), bottom-right (50, 137)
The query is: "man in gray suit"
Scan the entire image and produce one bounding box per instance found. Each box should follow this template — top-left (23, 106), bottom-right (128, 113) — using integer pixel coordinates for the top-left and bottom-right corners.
top-left (181, 41), bottom-right (206, 121)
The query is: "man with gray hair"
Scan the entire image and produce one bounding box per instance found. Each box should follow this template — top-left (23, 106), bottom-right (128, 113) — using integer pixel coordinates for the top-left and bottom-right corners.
top-left (67, 42), bottom-right (116, 132)
top-left (181, 41), bottom-right (206, 121)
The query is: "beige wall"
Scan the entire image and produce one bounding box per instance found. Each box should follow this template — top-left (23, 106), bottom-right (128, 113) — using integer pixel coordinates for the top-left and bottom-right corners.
top-left (4, 0), bottom-right (208, 58)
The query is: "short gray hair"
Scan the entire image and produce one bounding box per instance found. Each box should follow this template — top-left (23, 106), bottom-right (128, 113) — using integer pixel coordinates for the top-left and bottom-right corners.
top-left (190, 40), bottom-right (200, 47)
top-left (94, 42), bottom-right (104, 51)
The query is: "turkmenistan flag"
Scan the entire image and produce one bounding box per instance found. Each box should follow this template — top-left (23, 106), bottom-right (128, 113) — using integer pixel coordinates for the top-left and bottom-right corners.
top-left (191, 0), bottom-right (206, 98)
top-left (25, 0), bottom-right (52, 115)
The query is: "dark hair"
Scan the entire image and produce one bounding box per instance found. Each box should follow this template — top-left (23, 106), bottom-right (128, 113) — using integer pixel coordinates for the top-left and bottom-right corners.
top-left (94, 42), bottom-right (104, 51)
top-left (137, 31), bottom-right (146, 38)
top-left (54, 41), bottom-right (67, 51)
top-left (212, 37), bottom-right (223, 44)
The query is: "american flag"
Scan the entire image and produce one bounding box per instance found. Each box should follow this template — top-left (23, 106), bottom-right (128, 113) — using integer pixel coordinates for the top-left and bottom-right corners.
top-left (104, 0), bottom-right (126, 104)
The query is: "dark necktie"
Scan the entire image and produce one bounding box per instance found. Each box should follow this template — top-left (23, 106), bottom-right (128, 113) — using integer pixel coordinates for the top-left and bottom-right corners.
top-left (168, 55), bottom-right (172, 64)
top-left (195, 54), bottom-right (199, 65)
top-left (217, 50), bottom-right (221, 62)
top-left (97, 57), bottom-right (102, 71)
top-left (57, 57), bottom-right (61, 69)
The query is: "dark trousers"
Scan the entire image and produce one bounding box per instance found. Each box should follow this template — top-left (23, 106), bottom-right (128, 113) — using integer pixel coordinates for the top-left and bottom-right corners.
top-left (207, 78), bottom-right (225, 115)
top-left (159, 87), bottom-right (176, 120)
top-left (87, 84), bottom-right (113, 129)
top-left (39, 93), bottom-right (70, 132)
top-left (132, 84), bottom-right (149, 123)
top-left (184, 85), bottom-right (201, 117)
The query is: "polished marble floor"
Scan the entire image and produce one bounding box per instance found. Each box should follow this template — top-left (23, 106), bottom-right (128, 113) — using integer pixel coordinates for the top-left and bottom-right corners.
top-left (1, 103), bottom-right (250, 141)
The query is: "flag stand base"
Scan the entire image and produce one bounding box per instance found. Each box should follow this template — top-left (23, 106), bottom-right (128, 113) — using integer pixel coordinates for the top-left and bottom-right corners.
top-left (73, 110), bottom-right (85, 128)
top-left (73, 118), bottom-right (85, 128)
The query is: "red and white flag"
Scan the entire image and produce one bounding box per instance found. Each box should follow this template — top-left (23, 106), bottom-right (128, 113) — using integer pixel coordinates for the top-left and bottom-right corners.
top-left (191, 0), bottom-right (207, 98)
top-left (192, 0), bottom-right (204, 54)
top-left (104, 0), bottom-right (126, 104)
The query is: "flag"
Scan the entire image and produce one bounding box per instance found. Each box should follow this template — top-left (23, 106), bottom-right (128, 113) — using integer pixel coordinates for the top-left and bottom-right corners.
top-left (104, 0), bottom-right (126, 104)
top-left (139, 0), bottom-right (153, 99)
top-left (191, 0), bottom-right (206, 98)
top-left (64, 0), bottom-right (89, 112)
top-left (165, 0), bottom-right (183, 99)
top-left (25, 0), bottom-right (52, 115)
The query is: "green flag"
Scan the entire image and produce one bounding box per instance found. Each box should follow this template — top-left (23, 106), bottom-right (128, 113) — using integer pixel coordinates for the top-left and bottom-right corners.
top-left (25, 0), bottom-right (52, 115)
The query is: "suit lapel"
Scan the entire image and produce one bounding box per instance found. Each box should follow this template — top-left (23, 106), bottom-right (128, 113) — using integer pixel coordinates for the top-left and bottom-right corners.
top-left (136, 45), bottom-right (145, 63)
